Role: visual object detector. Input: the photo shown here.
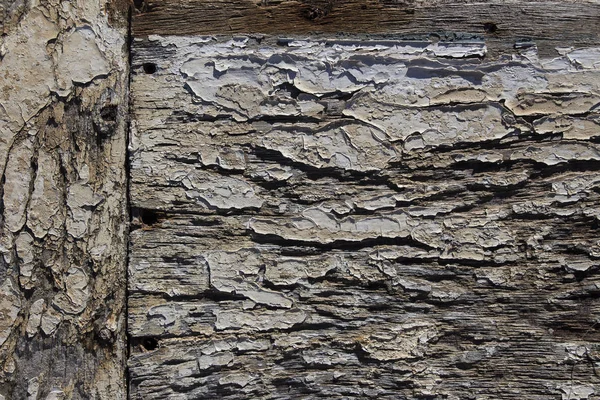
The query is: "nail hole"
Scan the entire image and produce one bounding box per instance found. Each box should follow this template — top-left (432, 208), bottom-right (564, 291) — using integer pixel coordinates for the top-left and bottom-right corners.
top-left (100, 105), bottom-right (118, 122)
top-left (141, 337), bottom-right (159, 351)
top-left (142, 63), bottom-right (157, 74)
top-left (131, 208), bottom-right (168, 231)
top-left (140, 209), bottom-right (159, 226)
top-left (484, 22), bottom-right (498, 33)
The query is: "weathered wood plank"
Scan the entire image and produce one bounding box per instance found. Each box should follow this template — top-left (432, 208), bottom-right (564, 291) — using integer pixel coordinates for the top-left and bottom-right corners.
top-left (128, 36), bottom-right (600, 399)
top-left (132, 0), bottom-right (600, 56)
top-left (0, 1), bottom-right (129, 398)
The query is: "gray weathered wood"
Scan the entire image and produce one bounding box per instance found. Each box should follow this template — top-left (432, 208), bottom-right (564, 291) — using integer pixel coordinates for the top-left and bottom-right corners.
top-left (128, 35), bottom-right (600, 399)
top-left (0, 1), bottom-right (129, 398)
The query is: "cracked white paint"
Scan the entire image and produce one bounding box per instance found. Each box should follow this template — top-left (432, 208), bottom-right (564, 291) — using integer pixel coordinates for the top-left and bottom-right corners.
top-left (357, 320), bottom-right (439, 361)
top-left (0, 279), bottom-right (21, 347)
top-left (27, 148), bottom-right (63, 239)
top-left (0, 9), bottom-right (58, 140)
top-left (560, 385), bottom-right (595, 400)
top-left (44, 389), bottom-right (66, 400)
top-left (52, 267), bottom-right (90, 315)
top-left (205, 251), bottom-right (293, 308)
top-left (214, 308), bottom-right (307, 331)
top-left (0, 0), bottom-right (127, 397)
top-left (25, 299), bottom-right (45, 338)
top-left (66, 182), bottom-right (104, 238)
top-left (3, 136), bottom-right (34, 233)
top-left (130, 34), bottom-right (600, 400)
top-left (40, 308), bottom-right (62, 337)
top-left (15, 231), bottom-right (35, 289)
top-left (56, 27), bottom-right (110, 93)
top-left (176, 171), bottom-right (264, 210)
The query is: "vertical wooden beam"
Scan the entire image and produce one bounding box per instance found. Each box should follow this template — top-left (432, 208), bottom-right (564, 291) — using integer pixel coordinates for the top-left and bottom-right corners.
top-left (0, 1), bottom-right (129, 398)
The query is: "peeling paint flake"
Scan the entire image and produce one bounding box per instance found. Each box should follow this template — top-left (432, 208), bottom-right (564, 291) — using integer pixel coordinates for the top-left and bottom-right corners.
top-left (0, 279), bottom-right (21, 346)
top-left (56, 27), bottom-right (110, 90)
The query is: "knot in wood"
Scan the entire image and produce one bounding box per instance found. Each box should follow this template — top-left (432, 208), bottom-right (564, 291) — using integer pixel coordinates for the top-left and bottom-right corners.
top-left (303, 1), bottom-right (334, 21)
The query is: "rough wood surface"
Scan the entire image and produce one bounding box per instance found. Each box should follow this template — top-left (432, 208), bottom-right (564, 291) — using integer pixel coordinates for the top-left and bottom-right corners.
top-left (0, 1), bottom-right (128, 398)
top-left (131, 0), bottom-right (600, 56)
top-left (128, 36), bottom-right (600, 399)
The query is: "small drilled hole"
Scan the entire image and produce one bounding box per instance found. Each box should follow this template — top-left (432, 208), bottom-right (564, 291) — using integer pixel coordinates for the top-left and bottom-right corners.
top-left (141, 337), bottom-right (159, 351)
top-left (484, 22), bottom-right (498, 33)
top-left (142, 63), bottom-right (157, 74)
top-left (133, 0), bottom-right (145, 11)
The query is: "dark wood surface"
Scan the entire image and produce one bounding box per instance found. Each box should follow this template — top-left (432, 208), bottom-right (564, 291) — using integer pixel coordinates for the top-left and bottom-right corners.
top-left (132, 0), bottom-right (600, 56)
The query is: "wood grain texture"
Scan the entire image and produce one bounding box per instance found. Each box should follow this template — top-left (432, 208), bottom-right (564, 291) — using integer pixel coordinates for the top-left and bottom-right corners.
top-left (128, 36), bottom-right (600, 399)
top-left (131, 0), bottom-right (600, 56)
top-left (0, 1), bottom-right (128, 398)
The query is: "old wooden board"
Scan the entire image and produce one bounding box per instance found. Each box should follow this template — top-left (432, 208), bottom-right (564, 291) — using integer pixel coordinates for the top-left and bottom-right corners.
top-left (128, 35), bottom-right (600, 399)
top-left (0, 1), bottom-right (129, 398)
top-left (131, 0), bottom-right (600, 57)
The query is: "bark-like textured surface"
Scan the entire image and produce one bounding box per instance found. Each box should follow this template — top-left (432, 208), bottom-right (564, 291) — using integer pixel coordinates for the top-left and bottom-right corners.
top-left (0, 1), bottom-right (128, 399)
top-left (129, 36), bottom-right (600, 399)
top-left (131, 0), bottom-right (600, 57)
